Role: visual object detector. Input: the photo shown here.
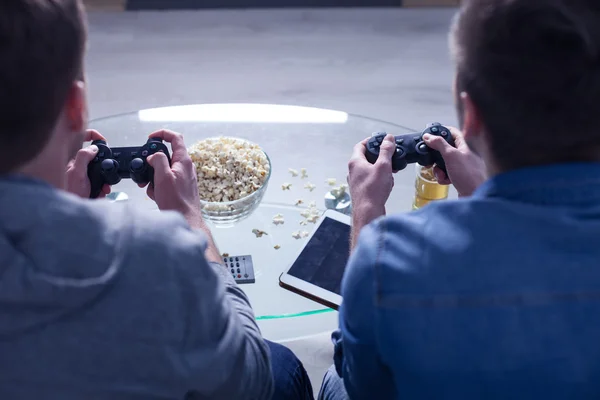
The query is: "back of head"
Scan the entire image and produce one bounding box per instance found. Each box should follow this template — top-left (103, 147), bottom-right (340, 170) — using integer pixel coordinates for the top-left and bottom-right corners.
top-left (452, 0), bottom-right (600, 170)
top-left (0, 0), bottom-right (86, 174)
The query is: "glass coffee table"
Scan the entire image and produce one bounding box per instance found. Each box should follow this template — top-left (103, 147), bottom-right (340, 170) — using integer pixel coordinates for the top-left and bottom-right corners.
top-left (91, 103), bottom-right (416, 341)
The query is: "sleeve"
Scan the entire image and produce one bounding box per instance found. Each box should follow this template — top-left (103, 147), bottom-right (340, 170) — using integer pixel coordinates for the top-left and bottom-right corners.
top-left (338, 220), bottom-right (396, 398)
top-left (172, 225), bottom-right (273, 399)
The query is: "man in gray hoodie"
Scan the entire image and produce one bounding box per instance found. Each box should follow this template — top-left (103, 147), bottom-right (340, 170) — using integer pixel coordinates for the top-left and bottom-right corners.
top-left (0, 1), bottom-right (313, 399)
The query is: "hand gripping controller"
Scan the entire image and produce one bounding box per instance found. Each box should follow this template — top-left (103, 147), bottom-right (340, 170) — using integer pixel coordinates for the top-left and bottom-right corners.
top-left (365, 122), bottom-right (455, 174)
top-left (87, 138), bottom-right (172, 199)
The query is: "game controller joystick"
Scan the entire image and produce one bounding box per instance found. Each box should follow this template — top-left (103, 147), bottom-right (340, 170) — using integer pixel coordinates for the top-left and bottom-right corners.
top-left (87, 138), bottom-right (172, 199)
top-left (365, 122), bottom-right (455, 174)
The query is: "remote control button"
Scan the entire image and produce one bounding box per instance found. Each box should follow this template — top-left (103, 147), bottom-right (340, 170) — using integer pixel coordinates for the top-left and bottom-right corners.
top-left (235, 257), bottom-right (239, 261)
top-left (230, 269), bottom-right (234, 273)
top-left (430, 126), bottom-right (439, 133)
top-left (237, 274), bottom-right (242, 278)
top-left (416, 142), bottom-right (429, 154)
top-left (229, 257), bottom-right (233, 262)
top-left (237, 268), bottom-right (241, 273)
top-left (130, 158), bottom-right (145, 172)
top-left (236, 263), bottom-right (240, 267)
top-left (223, 258), bottom-right (227, 262)
top-left (244, 274), bottom-right (249, 278)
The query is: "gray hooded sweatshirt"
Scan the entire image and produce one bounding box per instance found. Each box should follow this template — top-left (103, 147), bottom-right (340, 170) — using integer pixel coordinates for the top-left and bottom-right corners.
top-left (0, 176), bottom-right (273, 399)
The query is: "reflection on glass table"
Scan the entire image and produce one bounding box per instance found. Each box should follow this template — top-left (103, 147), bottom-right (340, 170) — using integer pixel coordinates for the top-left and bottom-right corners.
top-left (91, 103), bottom-right (416, 341)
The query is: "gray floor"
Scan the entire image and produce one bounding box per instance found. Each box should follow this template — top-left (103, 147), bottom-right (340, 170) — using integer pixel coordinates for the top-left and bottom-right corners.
top-left (86, 7), bottom-right (460, 394)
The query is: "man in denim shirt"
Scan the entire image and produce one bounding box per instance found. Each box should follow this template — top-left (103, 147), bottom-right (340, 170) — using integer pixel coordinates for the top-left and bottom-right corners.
top-left (319, 0), bottom-right (600, 398)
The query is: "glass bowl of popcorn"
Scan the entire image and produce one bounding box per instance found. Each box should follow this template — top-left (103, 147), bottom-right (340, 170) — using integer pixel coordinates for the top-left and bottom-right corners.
top-left (188, 137), bottom-right (271, 226)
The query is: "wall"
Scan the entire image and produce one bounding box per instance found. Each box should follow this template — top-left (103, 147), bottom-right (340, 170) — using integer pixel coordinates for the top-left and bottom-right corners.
top-left (84, 0), bottom-right (459, 10)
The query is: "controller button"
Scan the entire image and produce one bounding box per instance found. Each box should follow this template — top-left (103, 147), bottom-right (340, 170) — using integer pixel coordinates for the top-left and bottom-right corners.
top-left (141, 150), bottom-right (148, 157)
top-left (395, 148), bottom-right (404, 155)
top-left (430, 126), bottom-right (439, 133)
top-left (395, 138), bottom-right (404, 145)
top-left (441, 130), bottom-right (448, 137)
top-left (372, 141), bottom-right (380, 148)
top-left (150, 143), bottom-right (158, 150)
top-left (93, 156), bottom-right (99, 162)
top-left (417, 142), bottom-right (428, 153)
top-left (130, 158), bottom-right (145, 172)
top-left (414, 136), bottom-right (421, 142)
top-left (376, 136), bottom-right (384, 143)
top-left (98, 152), bottom-right (105, 158)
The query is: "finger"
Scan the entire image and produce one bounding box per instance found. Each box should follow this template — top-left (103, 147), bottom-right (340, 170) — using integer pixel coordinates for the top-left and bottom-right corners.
top-left (137, 183), bottom-right (148, 188)
top-left (433, 166), bottom-right (452, 185)
top-left (146, 184), bottom-right (155, 201)
top-left (102, 184), bottom-right (112, 195)
top-left (447, 126), bottom-right (466, 148)
top-left (146, 152), bottom-right (171, 183)
top-left (84, 129), bottom-right (106, 143)
top-left (423, 133), bottom-right (454, 156)
top-left (375, 134), bottom-right (396, 169)
top-left (71, 145), bottom-right (99, 176)
top-left (350, 138), bottom-right (369, 160)
top-left (148, 129), bottom-right (186, 161)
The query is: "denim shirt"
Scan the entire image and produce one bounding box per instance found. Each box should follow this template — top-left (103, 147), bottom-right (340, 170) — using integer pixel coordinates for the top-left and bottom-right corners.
top-left (335, 163), bottom-right (600, 399)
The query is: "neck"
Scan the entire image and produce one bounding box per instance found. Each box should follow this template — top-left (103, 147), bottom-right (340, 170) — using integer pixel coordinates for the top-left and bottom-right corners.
top-left (14, 136), bottom-right (70, 190)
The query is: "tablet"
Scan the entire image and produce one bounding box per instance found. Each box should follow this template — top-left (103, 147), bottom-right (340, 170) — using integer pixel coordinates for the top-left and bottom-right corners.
top-left (279, 209), bottom-right (351, 310)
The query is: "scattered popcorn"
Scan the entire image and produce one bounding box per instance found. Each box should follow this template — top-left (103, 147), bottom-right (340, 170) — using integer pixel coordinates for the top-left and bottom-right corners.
top-left (326, 178), bottom-right (337, 186)
top-left (292, 231), bottom-right (302, 239)
top-left (304, 182), bottom-right (316, 192)
top-left (289, 168), bottom-right (299, 177)
top-left (301, 231), bottom-right (310, 238)
top-left (274, 245), bottom-right (281, 250)
top-left (331, 184), bottom-right (349, 199)
top-left (307, 214), bottom-right (320, 224)
top-left (188, 137), bottom-right (270, 203)
top-left (281, 183), bottom-right (292, 191)
top-left (272, 214), bottom-right (285, 225)
top-left (252, 229), bottom-right (268, 238)
top-left (299, 202), bottom-right (321, 225)
top-left (300, 168), bottom-right (308, 179)
top-left (295, 199), bottom-right (304, 206)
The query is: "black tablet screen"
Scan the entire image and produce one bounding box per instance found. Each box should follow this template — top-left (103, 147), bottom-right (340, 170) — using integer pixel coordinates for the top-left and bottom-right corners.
top-left (287, 217), bottom-right (351, 295)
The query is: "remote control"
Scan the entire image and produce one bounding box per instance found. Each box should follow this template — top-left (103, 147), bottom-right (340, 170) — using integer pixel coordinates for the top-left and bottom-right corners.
top-left (365, 122), bottom-right (455, 174)
top-left (223, 255), bottom-right (256, 284)
top-left (87, 138), bottom-right (172, 199)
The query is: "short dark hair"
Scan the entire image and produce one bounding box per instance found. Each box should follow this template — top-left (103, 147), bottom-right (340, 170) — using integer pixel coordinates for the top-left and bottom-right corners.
top-left (452, 0), bottom-right (600, 170)
top-left (0, 0), bottom-right (87, 173)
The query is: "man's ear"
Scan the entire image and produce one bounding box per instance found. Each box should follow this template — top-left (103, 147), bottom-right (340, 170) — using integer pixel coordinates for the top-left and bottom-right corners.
top-left (459, 91), bottom-right (483, 143)
top-left (65, 80), bottom-right (87, 134)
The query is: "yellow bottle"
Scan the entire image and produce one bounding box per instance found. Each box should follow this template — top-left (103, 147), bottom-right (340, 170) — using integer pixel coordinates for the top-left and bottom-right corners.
top-left (412, 165), bottom-right (449, 210)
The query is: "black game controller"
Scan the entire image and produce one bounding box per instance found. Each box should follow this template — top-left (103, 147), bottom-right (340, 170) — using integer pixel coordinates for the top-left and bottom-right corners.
top-left (87, 138), bottom-right (172, 199)
top-left (365, 122), bottom-right (455, 174)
